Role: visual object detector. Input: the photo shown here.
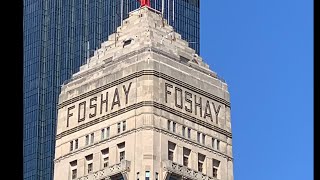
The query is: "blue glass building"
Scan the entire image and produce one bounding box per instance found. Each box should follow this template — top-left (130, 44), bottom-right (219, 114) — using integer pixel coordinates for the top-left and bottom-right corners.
top-left (23, 0), bottom-right (200, 179)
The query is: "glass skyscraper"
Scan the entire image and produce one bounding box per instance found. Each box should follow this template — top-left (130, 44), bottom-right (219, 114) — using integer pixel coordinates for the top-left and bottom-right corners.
top-left (23, 0), bottom-right (200, 179)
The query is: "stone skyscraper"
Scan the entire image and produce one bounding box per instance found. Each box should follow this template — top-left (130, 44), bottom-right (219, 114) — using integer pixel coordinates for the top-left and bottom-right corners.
top-left (24, 1), bottom-right (200, 179)
top-left (54, 6), bottom-right (233, 180)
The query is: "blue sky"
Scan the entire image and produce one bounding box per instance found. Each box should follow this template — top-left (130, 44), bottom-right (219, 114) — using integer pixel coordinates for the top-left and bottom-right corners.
top-left (200, 0), bottom-right (313, 180)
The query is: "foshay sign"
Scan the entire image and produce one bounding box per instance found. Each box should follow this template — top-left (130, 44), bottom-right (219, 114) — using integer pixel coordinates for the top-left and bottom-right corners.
top-left (63, 80), bottom-right (223, 128)
top-left (65, 82), bottom-right (132, 127)
top-left (164, 82), bottom-right (222, 124)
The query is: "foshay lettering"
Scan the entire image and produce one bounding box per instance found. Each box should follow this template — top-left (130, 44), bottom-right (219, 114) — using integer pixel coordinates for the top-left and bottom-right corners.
top-left (165, 82), bottom-right (221, 124)
top-left (66, 82), bottom-right (132, 127)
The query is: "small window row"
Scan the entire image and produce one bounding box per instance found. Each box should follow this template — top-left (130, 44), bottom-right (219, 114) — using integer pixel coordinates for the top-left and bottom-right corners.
top-left (69, 120), bottom-right (127, 152)
top-left (167, 120), bottom-right (221, 151)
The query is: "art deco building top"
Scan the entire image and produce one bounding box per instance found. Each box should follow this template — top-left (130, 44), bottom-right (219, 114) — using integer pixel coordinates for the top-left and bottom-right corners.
top-left (61, 6), bottom-right (227, 95)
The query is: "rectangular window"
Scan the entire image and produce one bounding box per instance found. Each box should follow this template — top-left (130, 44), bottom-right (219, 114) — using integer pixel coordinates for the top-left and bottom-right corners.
top-left (155, 172), bottom-right (159, 180)
top-left (118, 122), bottom-right (121, 133)
top-left (71, 169), bottom-right (77, 179)
top-left (106, 127), bottom-right (110, 138)
top-left (197, 132), bottom-right (201, 143)
top-left (145, 171), bottom-right (150, 180)
top-left (182, 126), bottom-right (185, 137)
top-left (137, 172), bottom-right (140, 180)
top-left (172, 122), bottom-right (176, 133)
top-left (212, 159), bottom-right (220, 178)
top-left (85, 154), bottom-right (93, 174)
top-left (90, 133), bottom-right (94, 144)
top-left (188, 128), bottom-right (191, 138)
top-left (183, 156), bottom-right (188, 166)
top-left (168, 150), bottom-right (173, 161)
top-left (183, 147), bottom-right (191, 167)
top-left (212, 138), bottom-right (215, 149)
top-left (104, 157), bottom-right (109, 168)
top-left (123, 121), bottom-right (126, 131)
top-left (213, 168), bottom-right (218, 178)
top-left (202, 134), bottom-right (206, 145)
top-left (198, 161), bottom-right (203, 172)
top-left (212, 138), bottom-right (220, 151)
top-left (70, 141), bottom-right (73, 152)
top-left (167, 120), bottom-right (171, 130)
top-left (75, 139), bottom-right (78, 149)
top-left (118, 142), bottom-right (125, 162)
top-left (198, 153), bottom-right (205, 172)
top-left (87, 163), bottom-right (93, 173)
top-left (120, 151), bottom-right (125, 161)
top-left (70, 160), bottom-right (77, 179)
top-left (101, 148), bottom-right (109, 168)
top-left (85, 135), bottom-right (89, 145)
top-left (101, 128), bottom-right (105, 140)
top-left (168, 141), bottom-right (176, 161)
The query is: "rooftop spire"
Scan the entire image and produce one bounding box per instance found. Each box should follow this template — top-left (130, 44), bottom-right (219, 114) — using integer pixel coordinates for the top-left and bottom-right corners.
top-left (138, 0), bottom-right (151, 7)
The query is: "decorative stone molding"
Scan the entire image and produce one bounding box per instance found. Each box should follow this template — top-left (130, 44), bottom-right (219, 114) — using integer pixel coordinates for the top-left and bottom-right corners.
top-left (56, 101), bottom-right (231, 140)
top-left (77, 160), bottom-right (130, 180)
top-left (163, 160), bottom-right (218, 180)
top-left (58, 70), bottom-right (230, 109)
top-left (54, 125), bottom-right (232, 163)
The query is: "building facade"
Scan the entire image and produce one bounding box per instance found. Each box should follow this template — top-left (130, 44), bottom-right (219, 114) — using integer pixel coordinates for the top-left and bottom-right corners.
top-left (54, 7), bottom-right (233, 180)
top-left (23, 1), bottom-right (200, 179)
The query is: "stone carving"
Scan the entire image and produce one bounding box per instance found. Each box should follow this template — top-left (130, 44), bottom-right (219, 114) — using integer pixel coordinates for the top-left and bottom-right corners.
top-left (163, 160), bottom-right (217, 180)
top-left (76, 160), bottom-right (130, 180)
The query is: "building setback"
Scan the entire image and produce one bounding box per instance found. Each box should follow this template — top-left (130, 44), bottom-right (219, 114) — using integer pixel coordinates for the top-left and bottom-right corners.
top-left (23, 1), bottom-right (200, 179)
top-left (54, 6), bottom-right (232, 180)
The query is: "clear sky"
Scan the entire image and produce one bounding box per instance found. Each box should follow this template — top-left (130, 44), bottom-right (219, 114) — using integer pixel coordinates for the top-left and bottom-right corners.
top-left (200, 0), bottom-right (313, 180)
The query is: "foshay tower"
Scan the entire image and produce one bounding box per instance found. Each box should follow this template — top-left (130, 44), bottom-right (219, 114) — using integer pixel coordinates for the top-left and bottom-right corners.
top-left (54, 4), bottom-right (233, 180)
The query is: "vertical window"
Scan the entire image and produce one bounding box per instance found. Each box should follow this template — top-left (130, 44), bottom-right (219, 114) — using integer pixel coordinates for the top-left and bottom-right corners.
top-left (71, 169), bottom-right (77, 179)
top-left (101, 128), bottom-right (105, 140)
top-left (197, 132), bottom-right (200, 143)
top-left (90, 133), bottom-right (94, 144)
top-left (212, 159), bottom-right (220, 178)
top-left (70, 141), bottom-right (73, 152)
top-left (155, 172), bottom-right (159, 180)
top-left (202, 134), bottom-right (206, 145)
top-left (118, 142), bottom-right (125, 162)
top-left (167, 120), bottom-right (171, 130)
top-left (188, 128), bottom-right (191, 138)
top-left (70, 160), bottom-right (77, 180)
top-left (198, 153), bottom-right (205, 172)
top-left (182, 126), bottom-right (185, 137)
top-left (88, 163), bottom-right (93, 173)
top-left (106, 127), bottom-right (110, 138)
top-left (183, 147), bottom-right (191, 167)
top-left (168, 141), bottom-right (176, 161)
top-left (137, 172), bottom-right (140, 180)
top-left (123, 121), bottom-right (126, 131)
top-left (145, 171), bottom-right (150, 180)
top-left (120, 151), bottom-right (125, 161)
top-left (212, 138), bottom-right (220, 151)
top-left (103, 157), bottom-right (109, 168)
top-left (101, 148), bottom-right (109, 168)
top-left (212, 138), bottom-right (215, 149)
top-left (118, 122), bottom-right (121, 133)
top-left (85, 154), bottom-right (93, 174)
top-left (85, 135), bottom-right (89, 145)
top-left (172, 122), bottom-right (176, 133)
top-left (75, 139), bottom-right (78, 149)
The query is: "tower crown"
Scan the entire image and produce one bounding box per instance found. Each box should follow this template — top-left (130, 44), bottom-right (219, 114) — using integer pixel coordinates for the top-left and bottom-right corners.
top-left (74, 6), bottom-right (218, 82)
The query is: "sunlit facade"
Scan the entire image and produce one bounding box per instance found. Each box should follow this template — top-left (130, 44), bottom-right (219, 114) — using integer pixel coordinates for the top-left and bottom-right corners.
top-left (23, 1), bottom-right (200, 180)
